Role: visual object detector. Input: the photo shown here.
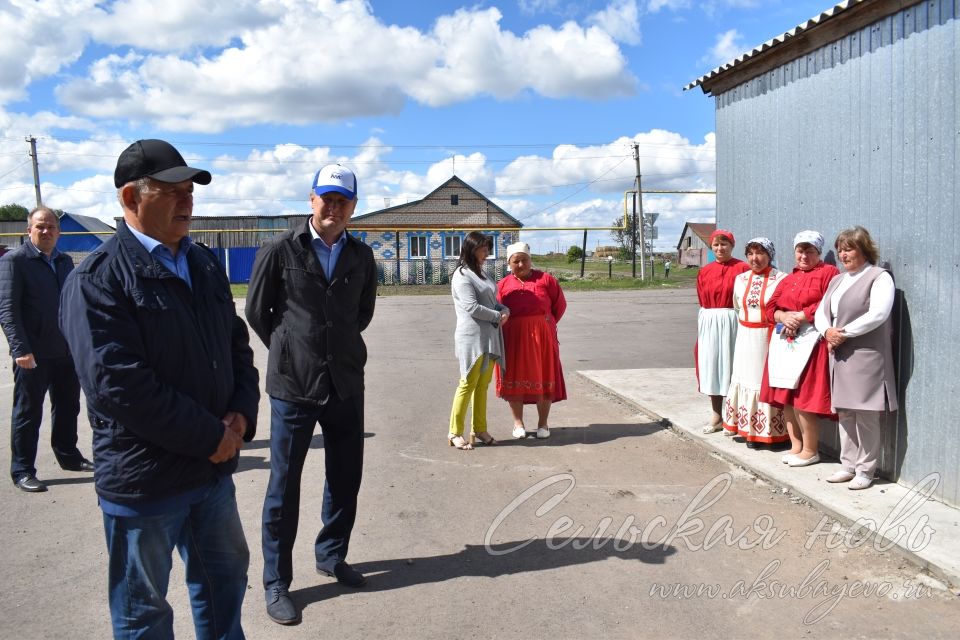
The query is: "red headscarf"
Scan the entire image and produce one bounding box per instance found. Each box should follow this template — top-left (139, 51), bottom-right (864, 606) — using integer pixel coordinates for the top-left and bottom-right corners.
top-left (709, 229), bottom-right (735, 245)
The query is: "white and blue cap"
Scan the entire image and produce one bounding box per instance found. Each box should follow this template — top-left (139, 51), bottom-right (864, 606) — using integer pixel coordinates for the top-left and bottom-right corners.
top-left (312, 164), bottom-right (357, 200)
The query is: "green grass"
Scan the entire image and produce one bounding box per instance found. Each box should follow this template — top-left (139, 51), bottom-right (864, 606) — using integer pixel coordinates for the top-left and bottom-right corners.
top-left (229, 256), bottom-right (698, 298)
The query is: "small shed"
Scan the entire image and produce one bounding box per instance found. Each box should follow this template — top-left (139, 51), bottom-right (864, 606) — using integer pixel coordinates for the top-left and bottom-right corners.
top-left (676, 222), bottom-right (716, 267)
top-left (58, 213), bottom-right (115, 252)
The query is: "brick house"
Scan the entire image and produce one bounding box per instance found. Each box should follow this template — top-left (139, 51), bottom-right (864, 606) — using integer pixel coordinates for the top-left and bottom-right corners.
top-left (350, 176), bottom-right (523, 284)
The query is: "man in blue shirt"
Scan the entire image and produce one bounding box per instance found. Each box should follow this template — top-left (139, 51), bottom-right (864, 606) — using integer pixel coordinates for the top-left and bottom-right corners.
top-left (247, 164), bottom-right (377, 626)
top-left (0, 207), bottom-right (91, 492)
top-left (59, 140), bottom-right (260, 639)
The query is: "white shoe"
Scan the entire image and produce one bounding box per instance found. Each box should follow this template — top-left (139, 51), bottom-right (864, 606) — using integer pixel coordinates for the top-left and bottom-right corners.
top-left (512, 426), bottom-right (526, 439)
top-left (825, 470), bottom-right (855, 483)
top-left (787, 454), bottom-right (820, 467)
top-left (722, 429), bottom-right (736, 437)
top-left (536, 427), bottom-right (550, 439)
top-left (848, 475), bottom-right (874, 490)
top-left (701, 424), bottom-right (722, 434)
top-left (781, 453), bottom-right (795, 464)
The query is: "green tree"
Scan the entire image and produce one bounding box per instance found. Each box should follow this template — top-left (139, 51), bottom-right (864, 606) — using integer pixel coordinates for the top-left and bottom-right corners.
top-left (566, 245), bottom-right (583, 263)
top-left (610, 214), bottom-right (640, 255)
top-left (0, 203), bottom-right (28, 221)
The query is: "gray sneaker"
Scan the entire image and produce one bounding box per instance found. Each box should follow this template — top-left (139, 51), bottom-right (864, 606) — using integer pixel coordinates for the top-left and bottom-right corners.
top-left (266, 585), bottom-right (301, 625)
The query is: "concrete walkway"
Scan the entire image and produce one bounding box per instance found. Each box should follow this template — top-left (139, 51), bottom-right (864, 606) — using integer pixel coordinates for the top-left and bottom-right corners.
top-left (579, 367), bottom-right (960, 590)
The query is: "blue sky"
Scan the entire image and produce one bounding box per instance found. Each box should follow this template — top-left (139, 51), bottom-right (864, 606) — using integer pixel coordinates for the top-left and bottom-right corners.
top-left (0, 0), bottom-right (834, 252)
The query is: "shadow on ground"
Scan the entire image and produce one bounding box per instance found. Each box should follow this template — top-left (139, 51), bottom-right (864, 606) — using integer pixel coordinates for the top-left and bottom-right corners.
top-left (293, 538), bottom-right (677, 610)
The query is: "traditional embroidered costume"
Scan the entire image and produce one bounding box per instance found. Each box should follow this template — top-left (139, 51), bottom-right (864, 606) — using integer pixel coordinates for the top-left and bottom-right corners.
top-left (723, 267), bottom-right (788, 442)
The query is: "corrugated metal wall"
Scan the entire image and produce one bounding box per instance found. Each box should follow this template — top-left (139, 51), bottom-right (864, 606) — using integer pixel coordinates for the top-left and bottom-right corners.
top-left (714, 0), bottom-right (959, 504)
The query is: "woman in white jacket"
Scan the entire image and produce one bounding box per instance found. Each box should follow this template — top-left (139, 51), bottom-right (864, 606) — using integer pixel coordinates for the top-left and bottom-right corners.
top-left (448, 232), bottom-right (510, 449)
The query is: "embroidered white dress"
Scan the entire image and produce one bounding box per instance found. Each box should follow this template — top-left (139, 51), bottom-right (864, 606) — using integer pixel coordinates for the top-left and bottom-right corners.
top-left (723, 268), bottom-right (788, 443)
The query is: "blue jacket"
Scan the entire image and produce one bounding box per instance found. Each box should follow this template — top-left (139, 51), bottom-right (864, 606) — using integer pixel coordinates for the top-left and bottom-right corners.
top-left (0, 240), bottom-right (74, 359)
top-left (59, 221), bottom-right (260, 504)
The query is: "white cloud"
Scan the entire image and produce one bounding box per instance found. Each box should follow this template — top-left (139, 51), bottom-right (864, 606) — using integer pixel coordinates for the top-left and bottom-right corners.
top-left (34, 0), bottom-right (636, 132)
top-left (0, 127), bottom-right (715, 252)
top-left (648, 0), bottom-right (762, 15)
top-left (518, 0), bottom-right (562, 13)
top-left (701, 28), bottom-right (745, 67)
top-left (587, 0), bottom-right (642, 46)
top-left (647, 0), bottom-right (691, 12)
top-left (87, 0), bottom-right (277, 52)
top-left (0, 0), bottom-right (93, 103)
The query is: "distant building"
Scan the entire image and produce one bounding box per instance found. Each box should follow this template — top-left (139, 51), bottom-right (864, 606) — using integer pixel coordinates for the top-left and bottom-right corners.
top-left (676, 222), bottom-right (715, 267)
top-left (58, 213), bottom-right (114, 252)
top-left (351, 176), bottom-right (522, 284)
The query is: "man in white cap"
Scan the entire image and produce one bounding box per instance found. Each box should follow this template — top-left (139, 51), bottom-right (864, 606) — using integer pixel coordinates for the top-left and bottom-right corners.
top-left (246, 164), bottom-right (378, 625)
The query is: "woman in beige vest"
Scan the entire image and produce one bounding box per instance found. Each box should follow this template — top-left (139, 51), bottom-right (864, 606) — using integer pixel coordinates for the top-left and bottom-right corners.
top-left (815, 227), bottom-right (897, 490)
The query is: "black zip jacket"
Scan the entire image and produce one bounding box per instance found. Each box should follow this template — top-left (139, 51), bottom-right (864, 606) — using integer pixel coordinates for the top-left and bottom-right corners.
top-left (245, 219), bottom-right (377, 404)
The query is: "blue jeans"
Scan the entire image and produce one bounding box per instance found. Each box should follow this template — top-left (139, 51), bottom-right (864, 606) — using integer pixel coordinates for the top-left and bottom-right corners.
top-left (103, 476), bottom-right (249, 640)
top-left (262, 394), bottom-right (364, 590)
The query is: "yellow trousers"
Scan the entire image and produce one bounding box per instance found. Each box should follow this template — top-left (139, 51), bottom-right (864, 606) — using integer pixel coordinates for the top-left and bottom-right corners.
top-left (449, 355), bottom-right (495, 435)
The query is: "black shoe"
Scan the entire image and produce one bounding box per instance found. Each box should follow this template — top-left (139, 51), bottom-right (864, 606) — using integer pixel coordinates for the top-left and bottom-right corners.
top-left (60, 458), bottom-right (95, 472)
top-left (318, 561), bottom-right (367, 588)
top-left (15, 475), bottom-right (47, 493)
top-left (745, 441), bottom-right (758, 449)
top-left (265, 585), bottom-right (300, 625)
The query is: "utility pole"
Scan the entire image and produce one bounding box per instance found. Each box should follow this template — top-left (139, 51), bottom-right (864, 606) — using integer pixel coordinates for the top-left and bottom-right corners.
top-left (633, 142), bottom-right (645, 281)
top-left (26, 136), bottom-right (42, 208)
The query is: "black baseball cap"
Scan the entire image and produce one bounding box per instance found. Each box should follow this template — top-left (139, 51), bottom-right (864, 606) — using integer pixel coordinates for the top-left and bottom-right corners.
top-left (114, 139), bottom-right (212, 188)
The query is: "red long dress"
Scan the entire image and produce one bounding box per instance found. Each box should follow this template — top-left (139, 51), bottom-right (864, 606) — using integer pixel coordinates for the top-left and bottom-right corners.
top-left (759, 261), bottom-right (840, 417)
top-left (495, 270), bottom-right (567, 404)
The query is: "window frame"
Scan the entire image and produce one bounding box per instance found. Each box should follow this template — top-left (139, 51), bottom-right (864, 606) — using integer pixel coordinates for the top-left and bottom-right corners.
top-left (408, 234), bottom-right (428, 259)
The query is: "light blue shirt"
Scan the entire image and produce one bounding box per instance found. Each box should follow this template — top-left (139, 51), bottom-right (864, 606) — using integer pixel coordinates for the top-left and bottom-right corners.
top-left (308, 221), bottom-right (347, 280)
top-left (127, 225), bottom-right (193, 289)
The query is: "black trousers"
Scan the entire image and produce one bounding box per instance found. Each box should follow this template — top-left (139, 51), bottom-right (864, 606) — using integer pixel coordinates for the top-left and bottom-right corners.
top-left (262, 393), bottom-right (365, 590)
top-left (9, 356), bottom-right (82, 481)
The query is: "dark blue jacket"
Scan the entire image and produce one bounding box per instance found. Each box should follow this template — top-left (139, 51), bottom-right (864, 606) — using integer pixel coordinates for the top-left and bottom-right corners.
top-left (59, 221), bottom-right (260, 504)
top-left (0, 240), bottom-right (74, 359)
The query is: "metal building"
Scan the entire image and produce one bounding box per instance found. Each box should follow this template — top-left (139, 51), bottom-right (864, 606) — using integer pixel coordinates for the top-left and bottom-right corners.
top-left (687, 0), bottom-right (959, 504)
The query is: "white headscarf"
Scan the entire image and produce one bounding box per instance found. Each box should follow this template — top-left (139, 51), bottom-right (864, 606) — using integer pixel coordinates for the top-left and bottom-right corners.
top-left (793, 230), bottom-right (824, 253)
top-left (506, 241), bottom-right (530, 261)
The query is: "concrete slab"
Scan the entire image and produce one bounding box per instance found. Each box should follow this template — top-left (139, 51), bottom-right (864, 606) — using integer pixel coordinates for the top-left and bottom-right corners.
top-left (579, 367), bottom-right (960, 589)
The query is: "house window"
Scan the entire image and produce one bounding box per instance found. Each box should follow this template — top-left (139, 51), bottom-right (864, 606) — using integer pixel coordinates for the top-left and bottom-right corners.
top-left (409, 235), bottom-right (428, 259)
top-left (443, 234), bottom-right (462, 258)
top-left (484, 234), bottom-right (496, 259)
top-left (451, 194), bottom-right (459, 205)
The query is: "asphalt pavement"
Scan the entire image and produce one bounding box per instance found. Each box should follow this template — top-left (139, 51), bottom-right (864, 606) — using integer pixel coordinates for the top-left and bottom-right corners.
top-left (1, 287), bottom-right (958, 639)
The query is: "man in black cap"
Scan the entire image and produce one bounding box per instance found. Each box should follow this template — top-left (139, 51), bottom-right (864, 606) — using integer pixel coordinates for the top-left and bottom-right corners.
top-left (0, 206), bottom-right (92, 492)
top-left (59, 139), bottom-right (260, 639)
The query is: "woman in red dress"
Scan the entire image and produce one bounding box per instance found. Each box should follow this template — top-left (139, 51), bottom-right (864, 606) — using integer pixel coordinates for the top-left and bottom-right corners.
top-left (696, 229), bottom-right (749, 434)
top-left (495, 242), bottom-right (567, 440)
top-left (760, 230), bottom-right (839, 467)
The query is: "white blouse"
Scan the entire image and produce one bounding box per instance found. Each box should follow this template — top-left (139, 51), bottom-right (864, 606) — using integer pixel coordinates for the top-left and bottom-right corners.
top-left (814, 264), bottom-right (895, 338)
